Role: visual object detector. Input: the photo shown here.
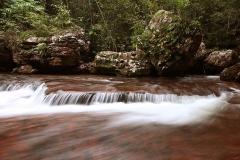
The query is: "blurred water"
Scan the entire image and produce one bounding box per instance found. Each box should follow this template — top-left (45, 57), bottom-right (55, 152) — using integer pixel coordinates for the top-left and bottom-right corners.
top-left (0, 74), bottom-right (240, 159)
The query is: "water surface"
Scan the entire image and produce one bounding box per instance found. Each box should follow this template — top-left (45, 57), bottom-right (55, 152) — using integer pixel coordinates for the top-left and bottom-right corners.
top-left (0, 74), bottom-right (239, 159)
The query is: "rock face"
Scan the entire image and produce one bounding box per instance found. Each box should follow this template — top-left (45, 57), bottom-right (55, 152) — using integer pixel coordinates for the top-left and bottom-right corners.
top-left (0, 36), bottom-right (15, 71)
top-left (13, 30), bottom-right (92, 73)
top-left (204, 50), bottom-right (240, 74)
top-left (137, 10), bottom-right (202, 76)
top-left (187, 42), bottom-right (209, 74)
top-left (92, 51), bottom-right (154, 76)
top-left (17, 65), bottom-right (38, 74)
top-left (220, 62), bottom-right (240, 82)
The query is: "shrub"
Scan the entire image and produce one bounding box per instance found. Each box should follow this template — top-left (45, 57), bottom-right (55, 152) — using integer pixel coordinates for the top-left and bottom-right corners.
top-left (37, 43), bottom-right (48, 57)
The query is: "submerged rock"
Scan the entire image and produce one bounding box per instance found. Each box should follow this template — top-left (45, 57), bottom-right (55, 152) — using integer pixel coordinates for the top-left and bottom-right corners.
top-left (13, 29), bottom-right (92, 74)
top-left (204, 50), bottom-right (240, 74)
top-left (92, 50), bottom-right (154, 76)
top-left (220, 62), bottom-right (240, 82)
top-left (137, 10), bottom-right (202, 77)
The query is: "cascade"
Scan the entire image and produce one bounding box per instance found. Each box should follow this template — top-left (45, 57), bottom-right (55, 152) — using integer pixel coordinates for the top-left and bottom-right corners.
top-left (0, 83), bottom-right (237, 125)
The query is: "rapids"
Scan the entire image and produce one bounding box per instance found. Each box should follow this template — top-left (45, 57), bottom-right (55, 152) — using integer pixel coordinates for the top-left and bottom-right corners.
top-left (0, 74), bottom-right (240, 159)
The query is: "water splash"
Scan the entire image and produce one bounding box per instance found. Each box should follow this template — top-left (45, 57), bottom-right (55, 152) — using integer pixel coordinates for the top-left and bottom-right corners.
top-left (0, 83), bottom-right (235, 125)
top-left (43, 91), bottom-right (218, 105)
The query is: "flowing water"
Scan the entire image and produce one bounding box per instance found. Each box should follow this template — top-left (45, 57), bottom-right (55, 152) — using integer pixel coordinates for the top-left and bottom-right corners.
top-left (0, 73), bottom-right (240, 160)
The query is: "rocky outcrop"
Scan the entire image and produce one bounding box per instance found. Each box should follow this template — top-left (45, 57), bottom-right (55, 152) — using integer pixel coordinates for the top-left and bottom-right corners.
top-left (93, 10), bottom-right (202, 77)
top-left (73, 62), bottom-right (94, 73)
top-left (17, 65), bottom-right (38, 74)
top-left (204, 50), bottom-right (240, 74)
top-left (13, 30), bottom-right (92, 74)
top-left (220, 62), bottom-right (240, 82)
top-left (187, 42), bottom-right (209, 74)
top-left (137, 10), bottom-right (202, 76)
top-left (92, 51), bottom-right (154, 76)
top-left (0, 36), bottom-right (15, 71)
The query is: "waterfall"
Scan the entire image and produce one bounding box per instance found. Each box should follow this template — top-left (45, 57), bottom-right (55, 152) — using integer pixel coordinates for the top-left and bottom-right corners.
top-left (43, 91), bottom-right (218, 105)
top-left (0, 83), bottom-right (236, 125)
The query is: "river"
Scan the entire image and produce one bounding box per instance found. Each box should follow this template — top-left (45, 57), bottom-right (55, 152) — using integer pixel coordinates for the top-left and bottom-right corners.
top-left (0, 74), bottom-right (240, 160)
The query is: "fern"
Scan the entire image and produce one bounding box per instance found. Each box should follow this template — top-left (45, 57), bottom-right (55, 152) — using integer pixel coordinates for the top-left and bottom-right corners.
top-left (37, 43), bottom-right (48, 57)
top-left (11, 67), bottom-right (19, 73)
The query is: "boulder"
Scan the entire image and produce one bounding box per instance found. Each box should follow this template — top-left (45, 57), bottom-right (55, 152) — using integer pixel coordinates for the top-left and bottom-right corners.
top-left (92, 51), bottom-right (154, 77)
top-left (204, 50), bottom-right (240, 74)
top-left (187, 42), bottom-right (209, 74)
top-left (220, 62), bottom-right (240, 82)
top-left (17, 65), bottom-right (38, 74)
top-left (13, 29), bottom-right (92, 73)
top-left (137, 10), bottom-right (202, 77)
top-left (73, 62), bottom-right (94, 73)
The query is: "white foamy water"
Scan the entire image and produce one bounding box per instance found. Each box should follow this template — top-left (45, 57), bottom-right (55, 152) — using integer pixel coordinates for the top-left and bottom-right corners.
top-left (0, 83), bottom-right (235, 125)
top-left (206, 76), bottom-right (220, 79)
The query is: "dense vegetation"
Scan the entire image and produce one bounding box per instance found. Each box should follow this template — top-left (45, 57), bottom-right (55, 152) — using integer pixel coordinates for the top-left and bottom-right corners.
top-left (0, 0), bottom-right (239, 53)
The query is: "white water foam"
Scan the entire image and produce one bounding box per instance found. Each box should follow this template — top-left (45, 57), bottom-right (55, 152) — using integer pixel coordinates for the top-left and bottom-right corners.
top-left (0, 83), bottom-right (234, 125)
top-left (83, 78), bottom-right (124, 83)
top-left (206, 76), bottom-right (220, 79)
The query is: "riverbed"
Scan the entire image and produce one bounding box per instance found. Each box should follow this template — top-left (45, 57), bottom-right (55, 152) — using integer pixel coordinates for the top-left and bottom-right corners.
top-left (0, 74), bottom-right (239, 159)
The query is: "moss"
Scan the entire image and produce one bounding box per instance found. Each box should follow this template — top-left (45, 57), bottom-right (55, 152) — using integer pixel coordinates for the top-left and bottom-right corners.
top-left (138, 10), bottom-right (200, 57)
top-left (152, 10), bottom-right (172, 22)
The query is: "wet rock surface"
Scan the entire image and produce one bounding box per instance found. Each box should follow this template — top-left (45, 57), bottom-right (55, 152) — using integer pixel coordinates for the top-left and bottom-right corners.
top-left (92, 51), bottom-right (154, 77)
top-left (220, 62), bottom-right (240, 82)
top-left (13, 30), bottom-right (92, 74)
top-left (204, 50), bottom-right (240, 74)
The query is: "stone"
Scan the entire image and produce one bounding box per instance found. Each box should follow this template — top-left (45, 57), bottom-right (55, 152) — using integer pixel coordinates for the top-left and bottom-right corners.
top-left (22, 37), bottom-right (51, 45)
top-left (204, 50), bottom-right (240, 74)
top-left (92, 51), bottom-right (154, 77)
top-left (138, 10), bottom-right (202, 77)
top-left (13, 30), bottom-right (92, 73)
top-left (73, 62), bottom-right (94, 73)
top-left (17, 65), bottom-right (38, 74)
top-left (220, 62), bottom-right (240, 82)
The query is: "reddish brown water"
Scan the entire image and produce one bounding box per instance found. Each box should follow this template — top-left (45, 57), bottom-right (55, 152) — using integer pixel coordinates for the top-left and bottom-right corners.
top-left (0, 74), bottom-right (240, 160)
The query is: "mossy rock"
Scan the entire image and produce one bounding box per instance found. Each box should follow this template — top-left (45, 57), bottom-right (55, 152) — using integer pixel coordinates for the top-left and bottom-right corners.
top-left (92, 51), bottom-right (154, 77)
top-left (137, 10), bottom-right (202, 77)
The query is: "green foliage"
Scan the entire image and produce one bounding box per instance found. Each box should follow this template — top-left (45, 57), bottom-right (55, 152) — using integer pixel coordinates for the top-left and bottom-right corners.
top-left (1, 29), bottom-right (18, 50)
top-left (65, 0), bottom-right (202, 53)
top-left (37, 43), bottom-right (48, 56)
top-left (0, 0), bottom-right (73, 44)
top-left (185, 0), bottom-right (240, 48)
top-left (51, 3), bottom-right (72, 27)
top-left (70, 0), bottom-right (156, 52)
top-left (0, 0), bottom-right (46, 32)
top-left (11, 67), bottom-right (18, 73)
top-left (0, 0), bottom-right (239, 53)
top-left (175, 0), bottom-right (190, 10)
